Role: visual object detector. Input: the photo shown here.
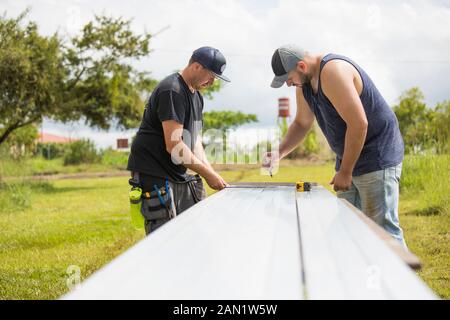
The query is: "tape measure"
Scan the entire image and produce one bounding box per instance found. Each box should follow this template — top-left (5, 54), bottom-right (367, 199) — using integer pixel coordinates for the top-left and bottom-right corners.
top-left (296, 181), bottom-right (312, 192)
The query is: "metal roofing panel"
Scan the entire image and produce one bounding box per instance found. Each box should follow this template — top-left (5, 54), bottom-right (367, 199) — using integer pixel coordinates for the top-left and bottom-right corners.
top-left (64, 184), bottom-right (436, 300)
top-left (297, 187), bottom-right (436, 300)
top-left (64, 186), bottom-right (304, 300)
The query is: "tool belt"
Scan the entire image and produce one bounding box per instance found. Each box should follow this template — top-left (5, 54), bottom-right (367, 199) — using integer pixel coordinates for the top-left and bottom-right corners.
top-left (129, 173), bottom-right (177, 222)
top-left (141, 186), bottom-right (176, 221)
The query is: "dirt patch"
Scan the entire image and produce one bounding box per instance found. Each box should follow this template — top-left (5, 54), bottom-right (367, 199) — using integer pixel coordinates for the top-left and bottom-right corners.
top-left (7, 171), bottom-right (130, 182)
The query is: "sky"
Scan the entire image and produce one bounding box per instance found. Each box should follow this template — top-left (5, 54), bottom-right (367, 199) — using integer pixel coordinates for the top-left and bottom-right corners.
top-left (1, 0), bottom-right (450, 148)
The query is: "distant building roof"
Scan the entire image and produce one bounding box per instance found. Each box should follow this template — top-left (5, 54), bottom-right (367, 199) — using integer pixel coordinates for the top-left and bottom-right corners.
top-left (117, 138), bottom-right (129, 149)
top-left (37, 132), bottom-right (77, 144)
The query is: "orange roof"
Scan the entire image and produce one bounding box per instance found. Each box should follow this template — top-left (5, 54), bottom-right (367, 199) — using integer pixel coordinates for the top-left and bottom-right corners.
top-left (37, 132), bottom-right (78, 144)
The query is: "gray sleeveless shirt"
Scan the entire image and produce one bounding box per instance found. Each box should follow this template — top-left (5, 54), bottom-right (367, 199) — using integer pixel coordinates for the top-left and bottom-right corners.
top-left (302, 54), bottom-right (404, 176)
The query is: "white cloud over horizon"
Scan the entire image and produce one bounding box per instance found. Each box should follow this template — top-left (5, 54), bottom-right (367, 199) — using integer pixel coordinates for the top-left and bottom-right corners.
top-left (1, 0), bottom-right (449, 148)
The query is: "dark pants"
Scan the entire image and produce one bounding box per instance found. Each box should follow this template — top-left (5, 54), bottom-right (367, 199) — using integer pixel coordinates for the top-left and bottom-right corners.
top-left (141, 175), bottom-right (206, 235)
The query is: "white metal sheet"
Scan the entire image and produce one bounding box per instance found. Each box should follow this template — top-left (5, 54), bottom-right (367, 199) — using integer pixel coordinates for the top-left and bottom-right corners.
top-left (297, 186), bottom-right (436, 300)
top-left (63, 185), bottom-right (436, 300)
top-left (63, 186), bottom-right (304, 300)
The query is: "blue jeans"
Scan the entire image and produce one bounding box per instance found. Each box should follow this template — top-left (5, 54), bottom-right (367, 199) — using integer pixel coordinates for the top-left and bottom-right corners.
top-left (337, 163), bottom-right (407, 249)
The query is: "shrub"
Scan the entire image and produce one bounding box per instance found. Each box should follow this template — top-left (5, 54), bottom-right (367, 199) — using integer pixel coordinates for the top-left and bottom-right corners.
top-left (63, 139), bottom-right (100, 165)
top-left (36, 143), bottom-right (68, 160)
top-left (286, 130), bottom-right (320, 159)
top-left (3, 125), bottom-right (39, 159)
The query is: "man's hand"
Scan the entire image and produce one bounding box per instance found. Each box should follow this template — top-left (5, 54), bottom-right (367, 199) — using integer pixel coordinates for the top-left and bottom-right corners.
top-left (330, 171), bottom-right (353, 192)
top-left (262, 151), bottom-right (280, 171)
top-left (204, 171), bottom-right (228, 190)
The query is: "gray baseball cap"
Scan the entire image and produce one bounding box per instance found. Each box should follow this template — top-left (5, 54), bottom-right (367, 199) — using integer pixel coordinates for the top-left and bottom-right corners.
top-left (271, 45), bottom-right (306, 88)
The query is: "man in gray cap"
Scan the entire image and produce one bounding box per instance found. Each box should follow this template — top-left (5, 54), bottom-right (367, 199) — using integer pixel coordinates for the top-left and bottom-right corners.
top-left (127, 46), bottom-right (230, 234)
top-left (265, 45), bottom-right (407, 248)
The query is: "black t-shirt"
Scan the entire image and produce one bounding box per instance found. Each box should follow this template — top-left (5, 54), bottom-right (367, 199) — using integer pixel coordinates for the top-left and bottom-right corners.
top-left (127, 73), bottom-right (204, 184)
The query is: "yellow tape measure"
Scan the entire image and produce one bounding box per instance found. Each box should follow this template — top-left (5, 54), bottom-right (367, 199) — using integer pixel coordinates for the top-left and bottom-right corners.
top-left (296, 181), bottom-right (312, 192)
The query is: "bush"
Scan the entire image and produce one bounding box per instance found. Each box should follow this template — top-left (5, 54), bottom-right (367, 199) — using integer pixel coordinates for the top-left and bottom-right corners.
top-left (100, 148), bottom-right (129, 169)
top-left (299, 129), bottom-right (320, 157)
top-left (36, 143), bottom-right (68, 160)
top-left (286, 130), bottom-right (320, 159)
top-left (3, 125), bottom-right (39, 159)
top-left (63, 139), bottom-right (100, 166)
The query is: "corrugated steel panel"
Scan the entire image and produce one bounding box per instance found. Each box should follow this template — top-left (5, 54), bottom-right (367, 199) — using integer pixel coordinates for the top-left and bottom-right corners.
top-left (64, 185), bottom-right (436, 300)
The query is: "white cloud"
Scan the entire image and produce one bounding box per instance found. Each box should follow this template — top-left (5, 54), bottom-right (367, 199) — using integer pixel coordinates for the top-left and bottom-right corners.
top-left (1, 0), bottom-right (449, 148)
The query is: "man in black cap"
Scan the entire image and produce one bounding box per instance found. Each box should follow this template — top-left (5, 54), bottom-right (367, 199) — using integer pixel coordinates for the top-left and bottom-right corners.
top-left (127, 46), bottom-right (230, 234)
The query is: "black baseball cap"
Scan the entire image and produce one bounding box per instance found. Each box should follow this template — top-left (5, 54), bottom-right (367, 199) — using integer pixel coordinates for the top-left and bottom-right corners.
top-left (191, 46), bottom-right (230, 82)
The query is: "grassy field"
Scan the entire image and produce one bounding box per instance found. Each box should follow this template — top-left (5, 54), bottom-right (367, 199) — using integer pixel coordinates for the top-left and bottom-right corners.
top-left (397, 155), bottom-right (450, 297)
top-left (0, 155), bottom-right (127, 178)
top-left (0, 156), bottom-right (448, 299)
top-left (0, 177), bottom-right (143, 299)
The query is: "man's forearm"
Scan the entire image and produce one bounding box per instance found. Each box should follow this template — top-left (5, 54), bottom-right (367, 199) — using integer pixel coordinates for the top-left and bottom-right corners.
top-left (194, 140), bottom-right (214, 172)
top-left (170, 141), bottom-right (215, 178)
top-left (184, 160), bottom-right (214, 178)
top-left (279, 121), bottom-right (312, 158)
top-left (340, 126), bottom-right (367, 174)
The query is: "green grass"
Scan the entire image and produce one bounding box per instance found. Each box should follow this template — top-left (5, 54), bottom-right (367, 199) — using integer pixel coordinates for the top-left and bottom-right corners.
top-left (0, 177), bottom-right (143, 300)
top-left (399, 155), bottom-right (450, 298)
top-left (0, 156), bottom-right (448, 299)
top-left (0, 152), bottom-right (128, 178)
top-left (27, 157), bottom-right (119, 176)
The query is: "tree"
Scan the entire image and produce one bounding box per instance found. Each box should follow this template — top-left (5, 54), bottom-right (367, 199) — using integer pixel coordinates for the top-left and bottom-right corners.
top-left (429, 100), bottom-right (450, 154)
top-left (0, 10), bottom-right (157, 147)
top-left (202, 109), bottom-right (258, 151)
top-left (202, 110), bottom-right (257, 132)
top-left (62, 15), bottom-right (157, 129)
top-left (393, 87), bottom-right (449, 154)
top-left (202, 110), bottom-right (258, 163)
top-left (0, 11), bottom-right (65, 145)
top-left (393, 87), bottom-right (433, 153)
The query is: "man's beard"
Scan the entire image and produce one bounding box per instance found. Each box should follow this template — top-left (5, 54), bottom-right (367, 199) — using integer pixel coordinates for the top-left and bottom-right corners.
top-left (192, 77), bottom-right (210, 90)
top-left (300, 73), bottom-right (312, 85)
